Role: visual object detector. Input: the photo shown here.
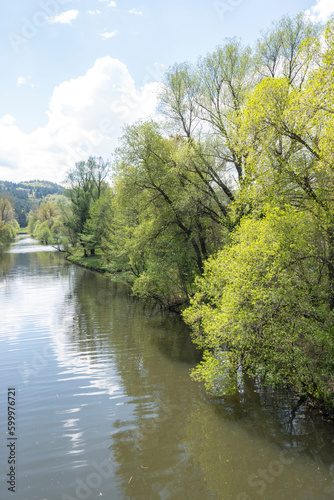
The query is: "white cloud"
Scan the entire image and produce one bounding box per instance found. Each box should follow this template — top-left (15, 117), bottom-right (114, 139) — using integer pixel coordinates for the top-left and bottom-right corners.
top-left (128, 8), bottom-right (143, 15)
top-left (17, 77), bottom-right (27, 87)
top-left (17, 76), bottom-right (36, 88)
top-left (0, 115), bottom-right (16, 126)
top-left (88, 10), bottom-right (101, 15)
top-left (305, 0), bottom-right (334, 23)
top-left (98, 0), bottom-right (117, 5)
top-left (0, 57), bottom-right (160, 183)
top-left (48, 9), bottom-right (79, 25)
top-left (101, 31), bottom-right (118, 39)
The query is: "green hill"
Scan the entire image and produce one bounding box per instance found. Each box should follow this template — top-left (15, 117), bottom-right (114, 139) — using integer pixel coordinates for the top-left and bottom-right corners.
top-left (0, 180), bottom-right (64, 227)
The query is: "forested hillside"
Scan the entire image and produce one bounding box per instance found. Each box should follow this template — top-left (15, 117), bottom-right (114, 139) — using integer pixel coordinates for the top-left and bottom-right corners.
top-left (0, 180), bottom-right (63, 227)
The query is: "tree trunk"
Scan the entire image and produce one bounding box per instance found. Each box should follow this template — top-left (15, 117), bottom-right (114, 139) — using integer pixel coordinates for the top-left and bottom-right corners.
top-left (191, 238), bottom-right (204, 274)
top-left (328, 227), bottom-right (334, 311)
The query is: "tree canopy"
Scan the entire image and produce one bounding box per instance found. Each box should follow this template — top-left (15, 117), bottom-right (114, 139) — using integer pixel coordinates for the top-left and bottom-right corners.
top-left (50, 14), bottom-right (334, 409)
top-left (183, 18), bottom-right (334, 407)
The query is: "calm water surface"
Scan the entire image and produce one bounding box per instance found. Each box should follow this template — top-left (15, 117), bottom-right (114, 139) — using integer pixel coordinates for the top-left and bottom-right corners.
top-left (0, 237), bottom-right (334, 500)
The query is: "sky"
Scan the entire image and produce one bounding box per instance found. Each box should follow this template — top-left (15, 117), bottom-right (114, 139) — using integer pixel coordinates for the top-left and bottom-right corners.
top-left (0, 0), bottom-right (333, 184)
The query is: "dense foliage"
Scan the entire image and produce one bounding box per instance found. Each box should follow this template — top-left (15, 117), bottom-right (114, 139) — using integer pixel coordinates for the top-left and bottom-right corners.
top-left (28, 201), bottom-right (61, 244)
top-left (60, 157), bottom-right (112, 256)
top-left (184, 19), bottom-right (334, 406)
top-left (51, 14), bottom-right (334, 408)
top-left (0, 180), bottom-right (63, 227)
top-left (0, 198), bottom-right (19, 247)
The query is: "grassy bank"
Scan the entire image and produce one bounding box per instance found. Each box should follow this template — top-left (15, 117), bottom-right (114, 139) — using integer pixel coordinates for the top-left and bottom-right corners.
top-left (66, 253), bottom-right (109, 272)
top-left (66, 252), bottom-right (134, 282)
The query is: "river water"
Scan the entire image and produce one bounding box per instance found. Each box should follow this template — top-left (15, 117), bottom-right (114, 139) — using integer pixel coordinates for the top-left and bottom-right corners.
top-left (1, 237), bottom-right (334, 500)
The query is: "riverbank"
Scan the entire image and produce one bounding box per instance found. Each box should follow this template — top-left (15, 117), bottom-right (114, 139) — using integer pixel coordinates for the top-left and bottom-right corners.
top-left (66, 252), bottom-right (187, 312)
top-left (65, 250), bottom-right (334, 419)
top-left (66, 253), bottom-right (109, 273)
top-left (4, 239), bottom-right (334, 499)
top-left (65, 253), bottom-right (134, 282)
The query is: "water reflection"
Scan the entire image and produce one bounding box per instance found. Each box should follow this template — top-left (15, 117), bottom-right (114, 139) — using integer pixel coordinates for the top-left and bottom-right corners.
top-left (185, 383), bottom-right (334, 500)
top-left (0, 240), bottom-right (333, 500)
top-left (0, 249), bottom-right (13, 282)
top-left (6, 235), bottom-right (57, 253)
top-left (53, 268), bottom-right (334, 499)
top-left (52, 268), bottom-right (215, 498)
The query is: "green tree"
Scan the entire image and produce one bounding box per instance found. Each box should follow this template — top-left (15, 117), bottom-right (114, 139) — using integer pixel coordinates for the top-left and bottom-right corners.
top-left (34, 221), bottom-right (52, 244)
top-left (161, 39), bottom-right (255, 227)
top-left (105, 121), bottom-right (227, 307)
top-left (183, 18), bottom-right (334, 408)
top-left (255, 13), bottom-right (321, 86)
top-left (81, 187), bottom-right (114, 256)
top-left (0, 198), bottom-right (19, 246)
top-left (64, 156), bottom-right (110, 255)
top-left (37, 201), bottom-right (59, 228)
top-left (184, 207), bottom-right (334, 406)
top-left (238, 20), bottom-right (334, 307)
top-left (27, 201), bottom-right (61, 245)
top-left (0, 197), bottom-right (16, 223)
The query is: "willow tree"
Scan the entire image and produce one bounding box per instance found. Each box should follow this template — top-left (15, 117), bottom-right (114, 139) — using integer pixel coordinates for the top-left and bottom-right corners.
top-left (255, 13), bottom-right (322, 86)
top-left (183, 20), bottom-right (334, 408)
top-left (160, 39), bottom-right (255, 228)
top-left (160, 15), bottom-right (319, 229)
top-left (105, 121), bottom-right (227, 307)
top-left (184, 206), bottom-right (334, 407)
top-left (239, 20), bottom-right (334, 307)
top-left (27, 201), bottom-right (61, 244)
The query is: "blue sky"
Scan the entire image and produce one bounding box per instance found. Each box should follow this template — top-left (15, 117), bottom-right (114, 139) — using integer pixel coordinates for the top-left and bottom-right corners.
top-left (0, 0), bottom-right (333, 183)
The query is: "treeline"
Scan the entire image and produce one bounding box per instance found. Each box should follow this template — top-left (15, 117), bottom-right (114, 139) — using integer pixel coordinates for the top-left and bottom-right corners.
top-left (38, 14), bottom-right (334, 409)
top-left (0, 180), bottom-right (63, 227)
top-left (27, 158), bottom-right (111, 249)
